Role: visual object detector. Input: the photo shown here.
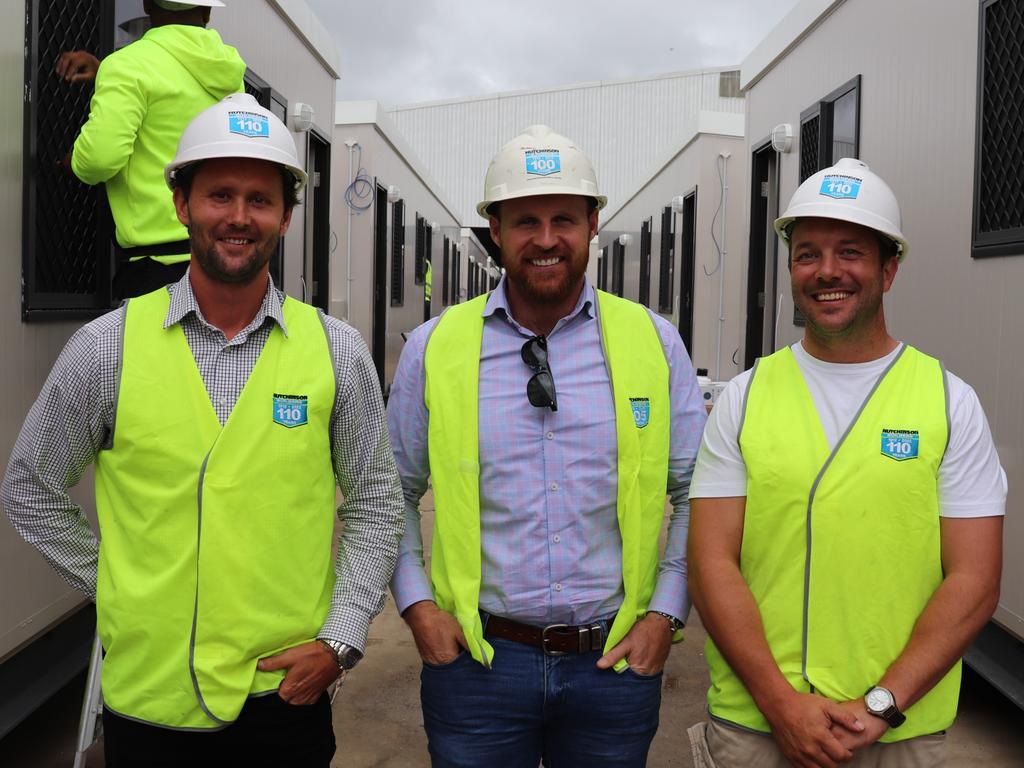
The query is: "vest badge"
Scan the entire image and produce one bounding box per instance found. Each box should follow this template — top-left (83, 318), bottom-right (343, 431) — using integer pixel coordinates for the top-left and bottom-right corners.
top-left (273, 393), bottom-right (308, 428)
top-left (880, 428), bottom-right (919, 461)
top-left (630, 397), bottom-right (650, 429)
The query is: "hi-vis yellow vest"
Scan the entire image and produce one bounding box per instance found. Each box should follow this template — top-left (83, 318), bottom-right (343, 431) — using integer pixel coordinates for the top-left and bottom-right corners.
top-left (94, 288), bottom-right (337, 729)
top-left (706, 345), bottom-right (957, 741)
top-left (423, 290), bottom-right (672, 670)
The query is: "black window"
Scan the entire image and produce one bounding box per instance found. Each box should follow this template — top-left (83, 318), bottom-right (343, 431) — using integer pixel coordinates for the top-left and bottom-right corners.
top-left (442, 237), bottom-right (450, 306)
top-left (452, 249), bottom-right (461, 304)
top-left (611, 240), bottom-right (625, 298)
top-left (22, 0), bottom-right (116, 319)
top-left (414, 215), bottom-right (426, 285)
top-left (598, 246), bottom-right (608, 291)
top-left (390, 200), bottom-right (405, 306)
top-left (799, 75), bottom-right (861, 182)
top-left (638, 218), bottom-right (652, 307)
top-left (658, 206), bottom-right (675, 313)
top-left (973, 0), bottom-right (1024, 257)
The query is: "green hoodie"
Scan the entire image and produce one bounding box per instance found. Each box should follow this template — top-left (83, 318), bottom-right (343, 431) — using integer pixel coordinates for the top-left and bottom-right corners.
top-left (72, 25), bottom-right (245, 261)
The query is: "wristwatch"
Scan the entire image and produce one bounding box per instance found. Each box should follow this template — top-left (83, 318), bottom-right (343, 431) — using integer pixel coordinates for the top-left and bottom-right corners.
top-left (864, 686), bottom-right (906, 728)
top-left (318, 639), bottom-right (363, 671)
top-left (647, 611), bottom-right (684, 632)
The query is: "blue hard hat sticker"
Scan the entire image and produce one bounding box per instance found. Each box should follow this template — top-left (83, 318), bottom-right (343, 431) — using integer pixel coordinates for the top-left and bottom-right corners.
top-left (229, 111), bottom-right (270, 138)
top-left (819, 174), bottom-right (862, 199)
top-left (525, 150), bottom-right (561, 176)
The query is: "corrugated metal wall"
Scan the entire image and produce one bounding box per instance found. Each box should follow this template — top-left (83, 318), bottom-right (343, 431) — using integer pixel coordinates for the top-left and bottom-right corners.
top-left (386, 69), bottom-right (745, 226)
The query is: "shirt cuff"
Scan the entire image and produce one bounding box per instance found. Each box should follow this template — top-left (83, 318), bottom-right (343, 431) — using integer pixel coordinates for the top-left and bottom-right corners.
top-left (647, 574), bottom-right (690, 626)
top-left (391, 563), bottom-right (436, 616)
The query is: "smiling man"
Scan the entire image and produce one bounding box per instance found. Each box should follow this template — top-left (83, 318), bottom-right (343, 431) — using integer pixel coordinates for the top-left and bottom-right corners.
top-left (687, 158), bottom-right (1006, 768)
top-left (386, 125), bottom-right (707, 766)
top-left (2, 93), bottom-right (404, 767)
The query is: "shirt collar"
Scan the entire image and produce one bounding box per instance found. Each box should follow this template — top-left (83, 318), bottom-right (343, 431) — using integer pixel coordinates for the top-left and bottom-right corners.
top-left (164, 268), bottom-right (289, 337)
top-left (482, 275), bottom-right (596, 327)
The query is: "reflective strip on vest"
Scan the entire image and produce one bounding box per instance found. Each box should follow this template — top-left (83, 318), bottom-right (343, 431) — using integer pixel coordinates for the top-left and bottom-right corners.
top-left (706, 344), bottom-right (957, 741)
top-left (423, 290), bottom-right (670, 670)
top-left (94, 288), bottom-right (336, 729)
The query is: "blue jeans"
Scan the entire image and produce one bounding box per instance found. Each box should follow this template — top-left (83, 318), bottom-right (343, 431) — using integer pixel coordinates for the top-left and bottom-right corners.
top-left (420, 634), bottom-right (662, 767)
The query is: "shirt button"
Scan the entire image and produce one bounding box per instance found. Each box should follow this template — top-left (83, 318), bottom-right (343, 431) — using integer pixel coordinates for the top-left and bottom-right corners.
top-left (553, 583), bottom-right (563, 592)
top-left (552, 534), bottom-right (561, 543)
top-left (549, 482), bottom-right (559, 492)
top-left (546, 431), bottom-right (554, 440)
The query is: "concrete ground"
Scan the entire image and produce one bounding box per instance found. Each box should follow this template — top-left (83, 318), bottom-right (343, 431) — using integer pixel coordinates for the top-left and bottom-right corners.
top-left (3, 494), bottom-right (1024, 766)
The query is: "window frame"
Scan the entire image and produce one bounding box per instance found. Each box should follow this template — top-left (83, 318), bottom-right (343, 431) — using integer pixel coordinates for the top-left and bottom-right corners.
top-left (972, 0), bottom-right (1024, 258)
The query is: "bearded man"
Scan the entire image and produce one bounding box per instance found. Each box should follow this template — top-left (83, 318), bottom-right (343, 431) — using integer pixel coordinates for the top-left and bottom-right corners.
top-left (386, 124), bottom-right (707, 767)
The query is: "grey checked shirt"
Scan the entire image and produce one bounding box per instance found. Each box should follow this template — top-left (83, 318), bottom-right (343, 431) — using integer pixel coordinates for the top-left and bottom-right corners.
top-left (1, 271), bottom-right (404, 652)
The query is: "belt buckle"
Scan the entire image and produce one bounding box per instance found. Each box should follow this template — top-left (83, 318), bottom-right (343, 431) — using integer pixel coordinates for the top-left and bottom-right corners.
top-left (541, 623), bottom-right (570, 656)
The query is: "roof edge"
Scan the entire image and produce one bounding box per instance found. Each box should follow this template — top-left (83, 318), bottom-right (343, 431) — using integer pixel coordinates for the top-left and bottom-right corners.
top-left (385, 65), bottom-right (742, 113)
top-left (601, 111), bottom-right (745, 224)
top-left (267, 0), bottom-right (341, 79)
top-left (740, 0), bottom-right (846, 91)
top-left (333, 100), bottom-right (464, 225)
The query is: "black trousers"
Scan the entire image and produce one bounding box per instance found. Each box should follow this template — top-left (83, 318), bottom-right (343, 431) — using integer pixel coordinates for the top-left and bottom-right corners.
top-left (112, 258), bottom-right (189, 300)
top-left (102, 693), bottom-right (336, 768)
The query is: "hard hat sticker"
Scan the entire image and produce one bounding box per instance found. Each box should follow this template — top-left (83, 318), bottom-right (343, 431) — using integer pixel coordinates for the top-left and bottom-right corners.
top-left (273, 393), bottom-right (308, 428)
top-left (819, 175), bottom-right (862, 199)
top-left (525, 150), bottom-right (561, 176)
top-left (880, 429), bottom-right (918, 461)
top-left (228, 111), bottom-right (270, 139)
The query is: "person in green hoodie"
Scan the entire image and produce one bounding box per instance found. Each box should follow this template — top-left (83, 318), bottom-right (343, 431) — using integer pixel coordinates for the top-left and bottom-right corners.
top-left (64, 0), bottom-right (245, 299)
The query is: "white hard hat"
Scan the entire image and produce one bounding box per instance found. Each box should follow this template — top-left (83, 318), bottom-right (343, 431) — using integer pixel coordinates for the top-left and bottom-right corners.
top-left (151, 1), bottom-right (225, 10)
top-left (774, 157), bottom-right (908, 261)
top-left (165, 93), bottom-right (308, 193)
top-left (476, 124), bottom-right (607, 217)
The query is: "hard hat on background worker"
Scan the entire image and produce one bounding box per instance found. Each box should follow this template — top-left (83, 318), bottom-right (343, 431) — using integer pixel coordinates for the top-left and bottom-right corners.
top-left (151, 0), bottom-right (226, 10)
top-left (773, 157), bottom-right (909, 261)
top-left (476, 124), bottom-right (607, 217)
top-left (165, 92), bottom-right (308, 194)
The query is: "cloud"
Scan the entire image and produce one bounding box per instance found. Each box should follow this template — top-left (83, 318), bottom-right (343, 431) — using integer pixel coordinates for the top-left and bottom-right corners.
top-left (305, 0), bottom-right (800, 106)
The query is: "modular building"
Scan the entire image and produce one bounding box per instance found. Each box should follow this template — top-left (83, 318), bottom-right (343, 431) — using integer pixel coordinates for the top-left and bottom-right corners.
top-left (739, 0), bottom-right (1024, 705)
top-left (2, 0), bottom-right (338, 736)
top-left (386, 68), bottom-right (746, 227)
top-left (597, 112), bottom-right (745, 378)
top-left (333, 100), bottom-right (493, 394)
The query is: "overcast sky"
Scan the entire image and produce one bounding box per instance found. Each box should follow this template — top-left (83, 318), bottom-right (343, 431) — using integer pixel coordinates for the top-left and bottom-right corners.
top-left (303, 0), bottom-right (803, 107)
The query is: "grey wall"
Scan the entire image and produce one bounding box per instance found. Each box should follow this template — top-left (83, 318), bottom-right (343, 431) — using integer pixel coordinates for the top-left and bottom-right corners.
top-left (330, 121), bottom-right (461, 390)
top-left (601, 133), bottom-right (746, 379)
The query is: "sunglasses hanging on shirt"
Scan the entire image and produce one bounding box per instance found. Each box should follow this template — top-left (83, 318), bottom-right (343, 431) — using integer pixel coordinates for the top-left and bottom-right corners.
top-left (521, 335), bottom-right (558, 412)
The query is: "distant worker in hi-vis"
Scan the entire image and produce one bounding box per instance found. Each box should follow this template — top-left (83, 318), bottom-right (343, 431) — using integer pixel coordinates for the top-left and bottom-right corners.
top-left (687, 158), bottom-right (1006, 768)
top-left (387, 124), bottom-right (708, 766)
top-left (2, 93), bottom-right (404, 767)
top-left (58, 0), bottom-right (245, 299)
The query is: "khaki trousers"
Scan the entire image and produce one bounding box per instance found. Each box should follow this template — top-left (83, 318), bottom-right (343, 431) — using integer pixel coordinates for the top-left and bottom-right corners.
top-left (688, 719), bottom-right (947, 768)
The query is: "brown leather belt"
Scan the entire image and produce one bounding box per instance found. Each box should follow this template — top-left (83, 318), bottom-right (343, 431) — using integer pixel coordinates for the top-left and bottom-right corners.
top-left (484, 613), bottom-right (606, 656)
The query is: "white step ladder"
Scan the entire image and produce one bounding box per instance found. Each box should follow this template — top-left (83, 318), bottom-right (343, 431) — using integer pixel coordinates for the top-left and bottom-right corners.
top-left (72, 634), bottom-right (103, 768)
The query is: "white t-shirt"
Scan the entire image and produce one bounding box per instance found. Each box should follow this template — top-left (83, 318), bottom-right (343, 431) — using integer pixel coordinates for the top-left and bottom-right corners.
top-left (690, 342), bottom-right (1007, 518)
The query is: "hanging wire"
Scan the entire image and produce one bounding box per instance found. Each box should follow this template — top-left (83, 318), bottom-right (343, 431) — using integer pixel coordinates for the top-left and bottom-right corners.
top-left (344, 143), bottom-right (373, 212)
top-left (703, 153), bottom-right (727, 276)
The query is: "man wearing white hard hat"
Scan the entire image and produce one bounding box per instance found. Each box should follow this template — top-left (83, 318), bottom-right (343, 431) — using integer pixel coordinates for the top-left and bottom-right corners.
top-left (387, 125), bottom-right (707, 765)
top-left (58, 0), bottom-right (245, 299)
top-left (687, 158), bottom-right (1005, 767)
top-left (3, 93), bottom-right (404, 766)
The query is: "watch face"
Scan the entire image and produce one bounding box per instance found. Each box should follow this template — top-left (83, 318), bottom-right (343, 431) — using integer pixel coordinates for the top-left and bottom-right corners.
top-left (866, 688), bottom-right (893, 712)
